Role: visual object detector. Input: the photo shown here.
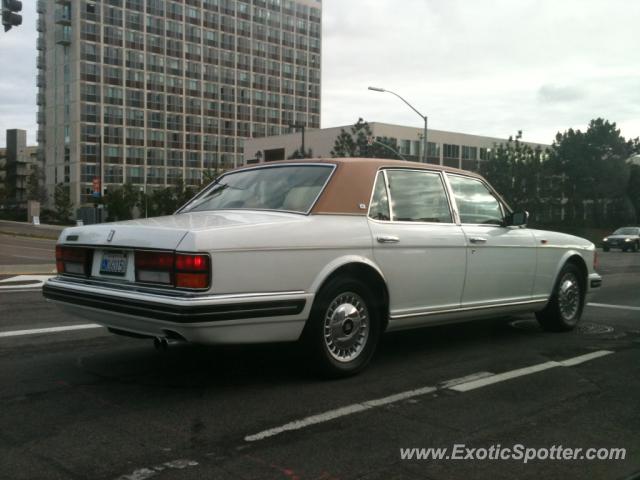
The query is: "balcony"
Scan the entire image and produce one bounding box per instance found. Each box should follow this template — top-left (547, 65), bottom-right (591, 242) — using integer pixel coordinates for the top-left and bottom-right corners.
top-left (36, 93), bottom-right (45, 106)
top-left (37, 130), bottom-right (45, 143)
top-left (36, 18), bottom-right (46, 32)
top-left (55, 9), bottom-right (72, 25)
top-left (37, 0), bottom-right (46, 13)
top-left (55, 0), bottom-right (70, 4)
top-left (36, 37), bottom-right (45, 50)
top-left (37, 53), bottom-right (46, 69)
top-left (37, 112), bottom-right (45, 124)
top-left (37, 73), bottom-right (46, 88)
top-left (55, 28), bottom-right (71, 45)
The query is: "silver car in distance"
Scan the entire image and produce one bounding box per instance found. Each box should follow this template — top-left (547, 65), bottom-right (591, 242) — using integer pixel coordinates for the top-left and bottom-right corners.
top-left (44, 158), bottom-right (602, 377)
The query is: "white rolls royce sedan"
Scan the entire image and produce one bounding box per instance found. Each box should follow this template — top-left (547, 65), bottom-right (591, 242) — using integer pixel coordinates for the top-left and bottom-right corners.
top-left (44, 158), bottom-right (602, 376)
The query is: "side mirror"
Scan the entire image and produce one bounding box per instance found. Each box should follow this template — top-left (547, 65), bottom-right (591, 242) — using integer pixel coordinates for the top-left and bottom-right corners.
top-left (507, 210), bottom-right (529, 227)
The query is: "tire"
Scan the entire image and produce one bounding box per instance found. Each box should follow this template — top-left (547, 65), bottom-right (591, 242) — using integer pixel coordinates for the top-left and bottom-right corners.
top-left (302, 276), bottom-right (381, 378)
top-left (632, 242), bottom-right (639, 253)
top-left (602, 246), bottom-right (610, 252)
top-left (536, 263), bottom-right (585, 332)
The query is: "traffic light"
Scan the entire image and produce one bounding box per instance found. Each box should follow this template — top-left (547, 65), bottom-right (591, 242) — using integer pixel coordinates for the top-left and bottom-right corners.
top-left (2, 0), bottom-right (22, 32)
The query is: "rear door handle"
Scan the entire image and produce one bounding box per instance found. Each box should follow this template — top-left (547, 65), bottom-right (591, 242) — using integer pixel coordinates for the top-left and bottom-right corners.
top-left (376, 235), bottom-right (400, 244)
top-left (469, 237), bottom-right (487, 244)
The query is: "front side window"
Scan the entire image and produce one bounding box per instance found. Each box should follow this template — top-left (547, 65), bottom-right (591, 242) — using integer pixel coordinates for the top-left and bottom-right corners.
top-left (448, 175), bottom-right (503, 225)
top-left (385, 170), bottom-right (452, 223)
top-left (181, 165), bottom-right (333, 214)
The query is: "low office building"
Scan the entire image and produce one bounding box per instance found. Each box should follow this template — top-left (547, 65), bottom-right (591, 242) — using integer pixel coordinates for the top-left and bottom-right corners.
top-left (243, 122), bottom-right (548, 171)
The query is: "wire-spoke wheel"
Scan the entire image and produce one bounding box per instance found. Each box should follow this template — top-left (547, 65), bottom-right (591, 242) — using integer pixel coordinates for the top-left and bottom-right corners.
top-left (536, 263), bottom-right (585, 332)
top-left (323, 292), bottom-right (370, 363)
top-left (303, 276), bottom-right (381, 378)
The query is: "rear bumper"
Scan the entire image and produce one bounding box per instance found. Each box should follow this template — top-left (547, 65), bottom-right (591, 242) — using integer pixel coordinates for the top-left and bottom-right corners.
top-left (43, 277), bottom-right (312, 344)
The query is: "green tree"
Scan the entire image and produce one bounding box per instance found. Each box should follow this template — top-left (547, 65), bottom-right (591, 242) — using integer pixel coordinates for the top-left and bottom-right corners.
top-left (26, 164), bottom-right (48, 204)
top-left (331, 118), bottom-right (404, 159)
top-left (104, 183), bottom-right (140, 221)
top-left (547, 118), bottom-right (636, 227)
top-left (53, 183), bottom-right (73, 224)
top-left (479, 131), bottom-right (547, 219)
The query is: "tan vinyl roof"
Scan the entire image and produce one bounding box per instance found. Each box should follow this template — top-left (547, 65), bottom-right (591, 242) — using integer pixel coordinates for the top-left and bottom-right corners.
top-left (236, 157), bottom-right (482, 215)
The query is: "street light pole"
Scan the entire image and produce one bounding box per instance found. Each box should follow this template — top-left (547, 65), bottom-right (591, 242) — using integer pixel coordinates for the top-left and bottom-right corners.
top-left (368, 86), bottom-right (428, 163)
top-left (289, 123), bottom-right (306, 158)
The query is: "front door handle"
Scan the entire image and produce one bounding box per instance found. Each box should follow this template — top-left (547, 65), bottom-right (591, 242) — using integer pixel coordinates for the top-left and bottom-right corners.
top-left (469, 237), bottom-right (487, 244)
top-left (376, 235), bottom-right (400, 244)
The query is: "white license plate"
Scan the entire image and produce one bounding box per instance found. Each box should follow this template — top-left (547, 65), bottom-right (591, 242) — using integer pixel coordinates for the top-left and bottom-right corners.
top-left (100, 251), bottom-right (128, 276)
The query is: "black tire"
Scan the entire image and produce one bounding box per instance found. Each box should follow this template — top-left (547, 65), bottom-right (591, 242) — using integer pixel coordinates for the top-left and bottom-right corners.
top-left (536, 263), bottom-right (585, 332)
top-left (602, 246), bottom-right (610, 252)
top-left (302, 276), bottom-right (381, 378)
top-left (632, 242), bottom-right (639, 253)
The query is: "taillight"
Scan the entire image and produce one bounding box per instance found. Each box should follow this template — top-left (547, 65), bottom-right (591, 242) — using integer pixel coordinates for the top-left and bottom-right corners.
top-left (56, 246), bottom-right (92, 276)
top-left (135, 251), bottom-right (174, 285)
top-left (175, 253), bottom-right (210, 289)
top-left (134, 251), bottom-right (210, 289)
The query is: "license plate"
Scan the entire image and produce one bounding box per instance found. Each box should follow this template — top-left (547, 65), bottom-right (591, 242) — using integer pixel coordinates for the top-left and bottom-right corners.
top-left (100, 251), bottom-right (128, 276)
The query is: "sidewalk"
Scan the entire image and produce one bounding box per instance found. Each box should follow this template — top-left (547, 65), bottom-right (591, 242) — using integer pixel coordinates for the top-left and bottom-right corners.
top-left (0, 265), bottom-right (56, 276)
top-left (0, 220), bottom-right (65, 240)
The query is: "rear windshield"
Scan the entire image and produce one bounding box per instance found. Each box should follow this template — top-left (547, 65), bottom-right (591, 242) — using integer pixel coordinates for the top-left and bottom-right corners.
top-left (180, 164), bottom-right (334, 214)
top-left (613, 227), bottom-right (639, 235)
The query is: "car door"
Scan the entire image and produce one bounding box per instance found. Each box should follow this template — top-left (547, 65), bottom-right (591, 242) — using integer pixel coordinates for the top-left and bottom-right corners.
top-left (368, 169), bottom-right (467, 321)
top-left (446, 173), bottom-right (537, 307)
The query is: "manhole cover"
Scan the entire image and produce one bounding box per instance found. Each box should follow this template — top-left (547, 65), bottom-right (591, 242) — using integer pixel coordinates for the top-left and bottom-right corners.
top-left (577, 323), bottom-right (614, 335)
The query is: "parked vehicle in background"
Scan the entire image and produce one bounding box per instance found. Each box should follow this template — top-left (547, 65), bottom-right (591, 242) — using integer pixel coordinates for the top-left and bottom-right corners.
top-left (602, 227), bottom-right (640, 252)
top-left (43, 158), bottom-right (601, 377)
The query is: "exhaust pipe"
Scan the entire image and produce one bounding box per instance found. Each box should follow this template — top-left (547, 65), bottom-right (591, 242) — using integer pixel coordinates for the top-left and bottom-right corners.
top-left (153, 336), bottom-right (169, 351)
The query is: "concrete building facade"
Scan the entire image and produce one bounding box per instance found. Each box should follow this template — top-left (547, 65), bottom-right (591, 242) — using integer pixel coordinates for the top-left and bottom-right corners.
top-left (243, 122), bottom-right (548, 171)
top-left (37, 0), bottom-right (322, 208)
top-left (2, 130), bottom-right (42, 205)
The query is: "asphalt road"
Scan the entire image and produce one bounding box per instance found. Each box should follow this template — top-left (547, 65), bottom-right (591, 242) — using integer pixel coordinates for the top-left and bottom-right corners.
top-left (0, 251), bottom-right (639, 480)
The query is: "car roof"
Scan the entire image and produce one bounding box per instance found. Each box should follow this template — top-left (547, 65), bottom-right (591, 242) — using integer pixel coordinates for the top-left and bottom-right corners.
top-left (232, 157), bottom-right (486, 215)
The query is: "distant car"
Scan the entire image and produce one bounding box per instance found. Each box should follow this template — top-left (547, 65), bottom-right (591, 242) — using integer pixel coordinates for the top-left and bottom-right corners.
top-left (43, 158), bottom-right (602, 377)
top-left (602, 227), bottom-right (640, 252)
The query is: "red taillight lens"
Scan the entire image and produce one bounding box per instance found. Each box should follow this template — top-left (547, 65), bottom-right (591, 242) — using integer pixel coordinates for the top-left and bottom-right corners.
top-left (175, 253), bottom-right (210, 289)
top-left (56, 246), bottom-right (92, 276)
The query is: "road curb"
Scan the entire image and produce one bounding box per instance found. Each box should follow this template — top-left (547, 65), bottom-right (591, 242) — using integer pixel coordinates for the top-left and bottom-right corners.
top-left (0, 265), bottom-right (57, 275)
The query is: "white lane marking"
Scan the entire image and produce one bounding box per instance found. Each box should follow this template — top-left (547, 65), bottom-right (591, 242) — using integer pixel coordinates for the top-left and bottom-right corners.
top-left (450, 350), bottom-right (614, 392)
top-left (449, 361), bottom-right (561, 392)
top-left (557, 350), bottom-right (614, 367)
top-left (245, 386), bottom-right (438, 442)
top-left (0, 324), bottom-right (102, 338)
top-left (245, 350), bottom-right (614, 442)
top-left (116, 459), bottom-right (199, 480)
top-left (0, 274), bottom-right (54, 290)
top-left (438, 371), bottom-right (494, 389)
top-left (588, 302), bottom-right (640, 312)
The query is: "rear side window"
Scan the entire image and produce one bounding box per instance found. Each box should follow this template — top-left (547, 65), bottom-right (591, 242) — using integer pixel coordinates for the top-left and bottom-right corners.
top-left (385, 170), bottom-right (452, 223)
top-left (368, 172), bottom-right (390, 221)
top-left (448, 175), bottom-right (503, 225)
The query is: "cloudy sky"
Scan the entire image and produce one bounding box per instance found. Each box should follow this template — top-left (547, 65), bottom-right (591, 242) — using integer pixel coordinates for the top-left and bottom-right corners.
top-left (1, 0), bottom-right (639, 147)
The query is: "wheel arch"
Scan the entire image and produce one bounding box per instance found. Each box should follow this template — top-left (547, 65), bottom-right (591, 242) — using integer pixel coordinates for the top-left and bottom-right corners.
top-left (557, 251), bottom-right (589, 291)
top-left (309, 257), bottom-right (390, 331)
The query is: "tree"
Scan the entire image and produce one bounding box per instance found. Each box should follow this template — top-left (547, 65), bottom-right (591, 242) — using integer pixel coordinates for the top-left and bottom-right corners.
top-left (547, 118), bottom-right (637, 227)
top-left (104, 183), bottom-right (140, 221)
top-left (331, 118), bottom-right (404, 159)
top-left (53, 183), bottom-right (73, 224)
top-left (26, 164), bottom-right (47, 204)
top-left (479, 131), bottom-right (547, 219)
top-left (288, 148), bottom-right (313, 159)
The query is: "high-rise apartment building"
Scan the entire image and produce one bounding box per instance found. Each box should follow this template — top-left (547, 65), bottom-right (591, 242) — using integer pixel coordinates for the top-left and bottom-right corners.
top-left (36, 0), bottom-right (322, 207)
